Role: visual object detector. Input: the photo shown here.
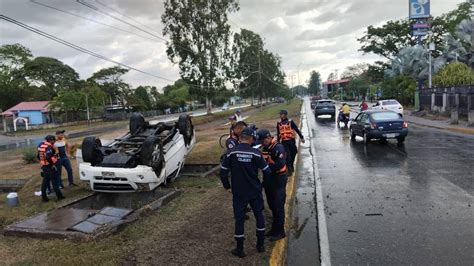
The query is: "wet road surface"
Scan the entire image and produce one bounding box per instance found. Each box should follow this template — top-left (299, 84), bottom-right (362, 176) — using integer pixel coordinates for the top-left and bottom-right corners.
top-left (289, 99), bottom-right (474, 265)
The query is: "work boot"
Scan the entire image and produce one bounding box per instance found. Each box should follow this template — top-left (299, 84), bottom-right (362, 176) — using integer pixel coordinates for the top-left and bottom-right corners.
top-left (269, 232), bottom-right (286, 242)
top-left (232, 238), bottom-right (245, 258)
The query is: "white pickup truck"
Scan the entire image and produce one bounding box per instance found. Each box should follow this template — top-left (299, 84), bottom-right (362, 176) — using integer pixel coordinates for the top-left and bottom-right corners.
top-left (77, 113), bottom-right (195, 192)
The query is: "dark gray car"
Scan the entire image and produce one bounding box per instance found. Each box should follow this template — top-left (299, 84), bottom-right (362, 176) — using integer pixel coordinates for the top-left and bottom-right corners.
top-left (349, 110), bottom-right (408, 144)
top-left (314, 100), bottom-right (336, 119)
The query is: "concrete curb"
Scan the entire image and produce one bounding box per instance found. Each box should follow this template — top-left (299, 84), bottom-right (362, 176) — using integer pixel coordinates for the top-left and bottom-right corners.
top-left (406, 119), bottom-right (474, 135)
top-left (269, 104), bottom-right (304, 266)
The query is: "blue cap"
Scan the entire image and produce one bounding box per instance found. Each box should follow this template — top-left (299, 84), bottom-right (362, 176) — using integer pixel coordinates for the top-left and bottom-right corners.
top-left (241, 127), bottom-right (255, 137)
top-left (257, 129), bottom-right (271, 141)
top-left (279, 109), bottom-right (288, 115)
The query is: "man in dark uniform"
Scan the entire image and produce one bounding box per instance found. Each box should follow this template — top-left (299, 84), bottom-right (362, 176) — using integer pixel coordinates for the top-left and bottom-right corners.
top-left (38, 135), bottom-right (65, 202)
top-left (220, 127), bottom-right (271, 258)
top-left (225, 121), bottom-right (247, 152)
top-left (276, 110), bottom-right (305, 176)
top-left (257, 129), bottom-right (288, 241)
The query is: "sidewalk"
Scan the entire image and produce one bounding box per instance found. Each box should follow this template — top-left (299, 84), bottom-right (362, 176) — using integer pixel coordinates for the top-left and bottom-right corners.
top-left (404, 112), bottom-right (474, 135)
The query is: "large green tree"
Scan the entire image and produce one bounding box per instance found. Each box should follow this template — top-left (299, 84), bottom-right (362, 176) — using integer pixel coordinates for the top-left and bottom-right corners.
top-left (357, 1), bottom-right (471, 59)
top-left (23, 56), bottom-right (79, 99)
top-left (0, 43), bottom-right (33, 110)
top-left (88, 66), bottom-right (130, 105)
top-left (307, 70), bottom-right (321, 95)
top-left (161, 0), bottom-right (239, 114)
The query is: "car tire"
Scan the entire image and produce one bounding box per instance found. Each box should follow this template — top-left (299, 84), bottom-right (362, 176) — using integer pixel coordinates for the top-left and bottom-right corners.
top-left (82, 136), bottom-right (102, 165)
top-left (350, 128), bottom-right (356, 141)
top-left (363, 132), bottom-right (369, 144)
top-left (140, 136), bottom-right (164, 173)
top-left (178, 114), bottom-right (194, 145)
top-left (130, 113), bottom-right (146, 135)
top-left (397, 136), bottom-right (405, 143)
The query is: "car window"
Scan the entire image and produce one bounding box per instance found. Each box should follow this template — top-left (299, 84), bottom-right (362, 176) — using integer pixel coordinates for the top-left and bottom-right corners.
top-left (361, 114), bottom-right (369, 123)
top-left (382, 100), bottom-right (399, 106)
top-left (354, 114), bottom-right (362, 121)
top-left (371, 112), bottom-right (401, 120)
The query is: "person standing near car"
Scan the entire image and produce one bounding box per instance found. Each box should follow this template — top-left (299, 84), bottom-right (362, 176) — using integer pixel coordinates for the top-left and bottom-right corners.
top-left (257, 129), bottom-right (288, 241)
top-left (276, 110), bottom-right (304, 176)
top-left (220, 127), bottom-right (271, 258)
top-left (38, 135), bottom-right (64, 202)
top-left (360, 98), bottom-right (369, 111)
top-left (54, 130), bottom-right (76, 187)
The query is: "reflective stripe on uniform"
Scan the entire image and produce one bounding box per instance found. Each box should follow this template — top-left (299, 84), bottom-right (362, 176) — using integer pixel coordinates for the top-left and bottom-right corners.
top-left (257, 228), bottom-right (265, 231)
top-left (234, 234), bottom-right (245, 238)
top-left (221, 165), bottom-right (229, 170)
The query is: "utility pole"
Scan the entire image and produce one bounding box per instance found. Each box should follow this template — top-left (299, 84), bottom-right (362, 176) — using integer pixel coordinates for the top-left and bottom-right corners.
top-left (289, 75), bottom-right (296, 97)
top-left (428, 31), bottom-right (434, 89)
top-left (86, 94), bottom-right (90, 124)
top-left (257, 48), bottom-right (262, 109)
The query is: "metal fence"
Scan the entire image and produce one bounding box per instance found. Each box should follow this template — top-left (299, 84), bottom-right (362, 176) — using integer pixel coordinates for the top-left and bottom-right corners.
top-left (420, 86), bottom-right (473, 116)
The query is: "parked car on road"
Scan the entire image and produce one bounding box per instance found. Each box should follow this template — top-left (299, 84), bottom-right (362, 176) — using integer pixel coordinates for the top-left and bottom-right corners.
top-left (371, 99), bottom-right (404, 115)
top-left (350, 110), bottom-right (408, 144)
top-left (314, 100), bottom-right (336, 119)
top-left (77, 113), bottom-right (196, 192)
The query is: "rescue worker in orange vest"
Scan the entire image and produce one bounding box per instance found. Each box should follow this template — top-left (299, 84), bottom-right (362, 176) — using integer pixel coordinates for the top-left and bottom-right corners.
top-left (276, 110), bottom-right (305, 175)
top-left (257, 129), bottom-right (288, 241)
top-left (38, 135), bottom-right (65, 202)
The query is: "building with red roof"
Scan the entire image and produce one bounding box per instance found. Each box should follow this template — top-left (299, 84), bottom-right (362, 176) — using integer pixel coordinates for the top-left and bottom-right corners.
top-left (322, 79), bottom-right (350, 97)
top-left (2, 101), bottom-right (51, 125)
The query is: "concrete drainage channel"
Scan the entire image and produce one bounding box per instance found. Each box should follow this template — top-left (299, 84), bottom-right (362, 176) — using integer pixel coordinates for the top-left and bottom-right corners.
top-left (3, 163), bottom-right (219, 241)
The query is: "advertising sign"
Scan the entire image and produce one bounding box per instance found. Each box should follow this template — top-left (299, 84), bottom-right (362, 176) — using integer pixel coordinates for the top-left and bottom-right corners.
top-left (409, 0), bottom-right (430, 19)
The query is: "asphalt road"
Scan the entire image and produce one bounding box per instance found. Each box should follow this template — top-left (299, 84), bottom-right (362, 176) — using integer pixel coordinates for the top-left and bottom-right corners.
top-left (288, 98), bottom-right (474, 265)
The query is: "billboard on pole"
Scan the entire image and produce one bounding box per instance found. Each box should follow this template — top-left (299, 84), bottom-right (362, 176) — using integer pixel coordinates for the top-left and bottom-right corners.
top-left (409, 0), bottom-right (430, 19)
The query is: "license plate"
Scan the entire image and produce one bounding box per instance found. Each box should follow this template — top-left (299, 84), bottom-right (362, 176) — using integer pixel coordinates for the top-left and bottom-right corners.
top-left (384, 133), bottom-right (398, 138)
top-left (323, 107), bottom-right (328, 110)
top-left (101, 171), bottom-right (115, 177)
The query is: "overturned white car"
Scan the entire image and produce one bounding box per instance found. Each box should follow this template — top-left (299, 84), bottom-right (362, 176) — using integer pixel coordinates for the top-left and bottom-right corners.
top-left (78, 113), bottom-right (195, 192)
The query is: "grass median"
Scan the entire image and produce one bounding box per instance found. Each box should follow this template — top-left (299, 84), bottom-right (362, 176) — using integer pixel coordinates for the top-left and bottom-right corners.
top-left (0, 99), bottom-right (302, 265)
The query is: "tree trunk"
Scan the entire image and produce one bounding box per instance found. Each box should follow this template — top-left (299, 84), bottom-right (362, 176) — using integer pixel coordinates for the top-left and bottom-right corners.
top-left (206, 95), bottom-right (212, 115)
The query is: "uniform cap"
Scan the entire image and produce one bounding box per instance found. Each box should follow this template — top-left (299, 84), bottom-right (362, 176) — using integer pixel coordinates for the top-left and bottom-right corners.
top-left (257, 129), bottom-right (271, 141)
top-left (279, 109), bottom-right (288, 115)
top-left (241, 127), bottom-right (255, 137)
top-left (56, 129), bottom-right (65, 135)
top-left (45, 135), bottom-right (56, 141)
top-left (236, 109), bottom-right (241, 114)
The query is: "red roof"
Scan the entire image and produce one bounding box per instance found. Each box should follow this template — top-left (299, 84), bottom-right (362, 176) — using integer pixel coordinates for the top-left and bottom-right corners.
top-left (2, 101), bottom-right (50, 116)
top-left (323, 79), bottom-right (350, 85)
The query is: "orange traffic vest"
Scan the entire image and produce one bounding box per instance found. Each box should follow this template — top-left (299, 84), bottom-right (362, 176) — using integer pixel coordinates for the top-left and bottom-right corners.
top-left (262, 139), bottom-right (287, 174)
top-left (278, 119), bottom-right (294, 141)
top-left (38, 141), bottom-right (58, 166)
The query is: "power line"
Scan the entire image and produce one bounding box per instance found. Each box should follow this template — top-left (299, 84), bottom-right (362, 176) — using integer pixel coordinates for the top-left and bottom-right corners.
top-left (30, 0), bottom-right (165, 44)
top-left (0, 14), bottom-right (175, 83)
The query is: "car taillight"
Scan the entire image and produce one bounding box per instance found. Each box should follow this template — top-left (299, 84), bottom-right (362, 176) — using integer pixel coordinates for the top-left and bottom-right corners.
top-left (370, 122), bottom-right (377, 129)
top-left (403, 122), bottom-right (408, 128)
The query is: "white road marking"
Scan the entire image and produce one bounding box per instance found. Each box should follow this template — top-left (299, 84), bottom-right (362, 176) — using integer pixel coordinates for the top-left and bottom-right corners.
top-left (303, 100), bottom-right (332, 266)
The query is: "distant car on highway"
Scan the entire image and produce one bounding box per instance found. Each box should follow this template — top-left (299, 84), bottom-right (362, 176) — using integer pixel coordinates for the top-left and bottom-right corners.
top-left (314, 100), bottom-right (336, 119)
top-left (350, 110), bottom-right (408, 144)
top-left (222, 103), bottom-right (229, 110)
top-left (371, 99), bottom-right (404, 115)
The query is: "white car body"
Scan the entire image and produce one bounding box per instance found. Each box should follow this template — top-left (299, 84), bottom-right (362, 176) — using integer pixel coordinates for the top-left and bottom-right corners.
top-left (77, 130), bottom-right (196, 193)
top-left (372, 99), bottom-right (404, 115)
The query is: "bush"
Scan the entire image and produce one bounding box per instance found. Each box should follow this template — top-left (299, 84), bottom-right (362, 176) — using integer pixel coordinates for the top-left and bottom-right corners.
top-left (433, 62), bottom-right (474, 87)
top-left (22, 148), bottom-right (38, 164)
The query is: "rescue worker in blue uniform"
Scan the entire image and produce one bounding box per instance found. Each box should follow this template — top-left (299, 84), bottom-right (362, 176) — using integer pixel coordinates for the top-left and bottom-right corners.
top-left (257, 129), bottom-right (288, 241)
top-left (220, 127), bottom-right (271, 258)
top-left (38, 135), bottom-right (65, 202)
top-left (276, 110), bottom-right (305, 175)
top-left (225, 121), bottom-right (247, 152)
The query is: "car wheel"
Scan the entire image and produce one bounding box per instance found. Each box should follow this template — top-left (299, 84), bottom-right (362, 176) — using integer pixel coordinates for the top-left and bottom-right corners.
top-left (130, 113), bottom-right (146, 135)
top-left (350, 128), bottom-right (356, 141)
top-left (140, 136), bottom-right (164, 173)
top-left (397, 136), bottom-right (405, 143)
top-left (82, 136), bottom-right (103, 165)
top-left (178, 114), bottom-right (194, 145)
top-left (363, 132), bottom-right (369, 144)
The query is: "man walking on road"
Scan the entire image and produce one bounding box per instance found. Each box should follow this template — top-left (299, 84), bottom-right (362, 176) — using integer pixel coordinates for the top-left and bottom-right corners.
top-left (277, 110), bottom-right (304, 176)
top-left (220, 127), bottom-right (271, 258)
top-left (54, 130), bottom-right (76, 187)
top-left (257, 129), bottom-right (288, 241)
top-left (38, 135), bottom-right (65, 202)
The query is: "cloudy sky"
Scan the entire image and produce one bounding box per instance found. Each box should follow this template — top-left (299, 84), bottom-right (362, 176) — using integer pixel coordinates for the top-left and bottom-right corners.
top-left (0, 0), bottom-right (464, 90)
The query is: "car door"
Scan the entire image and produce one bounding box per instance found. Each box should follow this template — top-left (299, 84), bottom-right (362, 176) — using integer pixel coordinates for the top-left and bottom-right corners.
top-left (351, 113), bottom-right (363, 134)
top-left (360, 113), bottom-right (371, 132)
